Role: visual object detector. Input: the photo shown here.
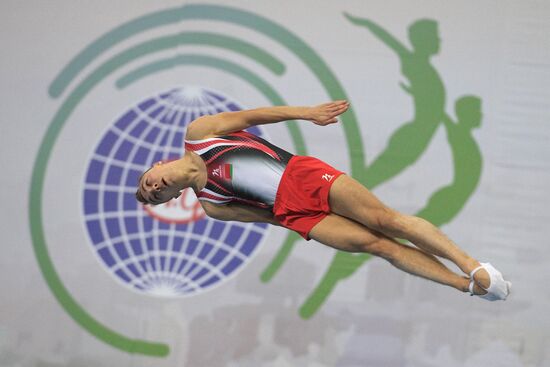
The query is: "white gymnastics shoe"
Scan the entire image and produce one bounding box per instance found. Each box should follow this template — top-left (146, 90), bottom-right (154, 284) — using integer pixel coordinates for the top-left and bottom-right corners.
top-left (468, 262), bottom-right (512, 301)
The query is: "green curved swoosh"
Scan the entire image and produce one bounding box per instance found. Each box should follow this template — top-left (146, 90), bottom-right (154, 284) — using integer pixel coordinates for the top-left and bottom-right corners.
top-left (49, 11), bottom-right (286, 97)
top-left (117, 53), bottom-right (283, 101)
top-left (31, 38), bottom-right (191, 360)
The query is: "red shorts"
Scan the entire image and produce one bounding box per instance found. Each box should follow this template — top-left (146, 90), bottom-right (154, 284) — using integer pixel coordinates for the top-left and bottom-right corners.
top-left (273, 156), bottom-right (344, 240)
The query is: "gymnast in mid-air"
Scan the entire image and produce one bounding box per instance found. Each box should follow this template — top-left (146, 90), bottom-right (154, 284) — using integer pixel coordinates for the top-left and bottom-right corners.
top-left (136, 101), bottom-right (511, 301)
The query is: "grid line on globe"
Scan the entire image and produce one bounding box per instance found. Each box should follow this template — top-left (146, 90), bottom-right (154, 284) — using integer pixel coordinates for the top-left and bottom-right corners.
top-left (83, 86), bottom-right (270, 297)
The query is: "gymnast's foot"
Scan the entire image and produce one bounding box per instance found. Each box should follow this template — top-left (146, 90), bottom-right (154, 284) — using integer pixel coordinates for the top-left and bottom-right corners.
top-left (468, 262), bottom-right (511, 301)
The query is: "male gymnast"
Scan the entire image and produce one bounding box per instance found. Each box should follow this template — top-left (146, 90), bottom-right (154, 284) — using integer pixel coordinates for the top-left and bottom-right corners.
top-left (136, 101), bottom-right (511, 301)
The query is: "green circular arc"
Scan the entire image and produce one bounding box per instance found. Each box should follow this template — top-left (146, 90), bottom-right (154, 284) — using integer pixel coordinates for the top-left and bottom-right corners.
top-left (32, 3), bottom-right (364, 357)
top-left (32, 18), bottom-right (306, 358)
top-left (49, 9), bottom-right (288, 95)
top-left (30, 35), bottom-right (291, 355)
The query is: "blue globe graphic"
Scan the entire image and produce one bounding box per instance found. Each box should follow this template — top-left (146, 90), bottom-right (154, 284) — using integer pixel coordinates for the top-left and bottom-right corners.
top-left (82, 86), bottom-right (269, 297)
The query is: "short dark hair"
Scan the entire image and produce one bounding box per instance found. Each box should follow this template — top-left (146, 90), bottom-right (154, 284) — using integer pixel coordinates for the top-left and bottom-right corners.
top-left (135, 187), bottom-right (148, 204)
top-left (135, 167), bottom-right (153, 204)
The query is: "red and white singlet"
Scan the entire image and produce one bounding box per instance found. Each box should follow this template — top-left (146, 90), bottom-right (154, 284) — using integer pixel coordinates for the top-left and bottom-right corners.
top-left (184, 131), bottom-right (294, 208)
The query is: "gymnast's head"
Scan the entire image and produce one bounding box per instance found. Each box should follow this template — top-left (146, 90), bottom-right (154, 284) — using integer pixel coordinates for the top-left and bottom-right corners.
top-left (455, 95), bottom-right (482, 129)
top-left (135, 159), bottom-right (185, 205)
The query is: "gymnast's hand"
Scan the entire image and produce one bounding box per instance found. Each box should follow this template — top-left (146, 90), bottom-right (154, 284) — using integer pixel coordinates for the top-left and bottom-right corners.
top-left (308, 100), bottom-right (350, 126)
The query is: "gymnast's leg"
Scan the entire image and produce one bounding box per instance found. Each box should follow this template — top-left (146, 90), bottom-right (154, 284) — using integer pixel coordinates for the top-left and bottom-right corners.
top-left (327, 175), bottom-right (495, 292)
top-left (308, 213), bottom-right (473, 293)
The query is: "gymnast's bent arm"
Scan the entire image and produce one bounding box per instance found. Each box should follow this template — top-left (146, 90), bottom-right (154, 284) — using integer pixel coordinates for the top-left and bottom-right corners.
top-left (200, 200), bottom-right (281, 226)
top-left (185, 101), bottom-right (349, 140)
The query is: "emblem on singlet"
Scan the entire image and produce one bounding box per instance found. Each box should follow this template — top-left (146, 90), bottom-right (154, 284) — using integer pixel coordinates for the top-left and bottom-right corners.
top-left (212, 164), bottom-right (233, 180)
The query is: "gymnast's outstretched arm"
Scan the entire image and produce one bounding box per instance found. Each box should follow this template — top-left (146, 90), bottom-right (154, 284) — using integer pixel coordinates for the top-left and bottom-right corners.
top-left (185, 101), bottom-right (349, 139)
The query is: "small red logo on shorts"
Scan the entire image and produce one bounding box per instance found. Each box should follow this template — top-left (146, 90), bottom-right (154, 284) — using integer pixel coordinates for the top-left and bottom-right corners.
top-left (322, 173), bottom-right (334, 182)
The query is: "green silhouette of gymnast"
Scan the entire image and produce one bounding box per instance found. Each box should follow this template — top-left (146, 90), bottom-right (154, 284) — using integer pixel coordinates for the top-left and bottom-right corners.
top-left (344, 13), bottom-right (446, 189)
top-left (299, 18), bottom-right (484, 319)
top-left (417, 96), bottom-right (483, 225)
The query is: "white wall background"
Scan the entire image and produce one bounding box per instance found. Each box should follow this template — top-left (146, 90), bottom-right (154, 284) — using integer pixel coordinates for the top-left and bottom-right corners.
top-left (1, 1), bottom-right (549, 366)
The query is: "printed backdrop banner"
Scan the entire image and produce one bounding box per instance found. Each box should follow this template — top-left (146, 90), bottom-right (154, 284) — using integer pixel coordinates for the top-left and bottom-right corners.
top-left (1, 1), bottom-right (549, 366)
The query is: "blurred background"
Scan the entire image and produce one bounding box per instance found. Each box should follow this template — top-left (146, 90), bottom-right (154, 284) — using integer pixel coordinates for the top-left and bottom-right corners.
top-left (1, 1), bottom-right (549, 366)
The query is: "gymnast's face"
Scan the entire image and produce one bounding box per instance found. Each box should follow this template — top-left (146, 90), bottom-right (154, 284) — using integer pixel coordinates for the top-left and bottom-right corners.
top-left (138, 161), bottom-right (182, 205)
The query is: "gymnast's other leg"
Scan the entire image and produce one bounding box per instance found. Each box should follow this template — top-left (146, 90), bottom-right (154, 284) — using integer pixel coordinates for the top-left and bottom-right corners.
top-left (308, 213), bottom-right (473, 293)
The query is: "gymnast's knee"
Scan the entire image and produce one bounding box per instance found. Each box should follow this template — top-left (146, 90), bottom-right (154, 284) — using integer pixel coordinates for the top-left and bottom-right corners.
top-left (371, 208), bottom-right (409, 236)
